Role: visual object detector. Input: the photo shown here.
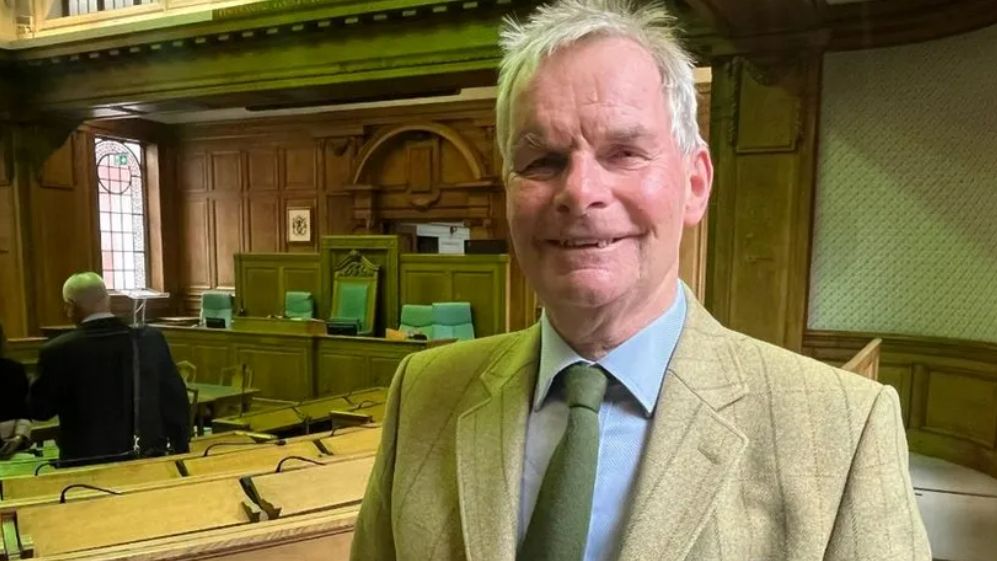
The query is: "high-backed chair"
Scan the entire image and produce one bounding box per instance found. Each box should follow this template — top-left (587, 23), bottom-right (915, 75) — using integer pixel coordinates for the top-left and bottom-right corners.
top-left (432, 302), bottom-right (474, 341)
top-left (329, 250), bottom-right (379, 336)
top-left (284, 291), bottom-right (315, 320)
top-left (399, 304), bottom-right (434, 339)
top-left (200, 291), bottom-right (234, 328)
top-left (176, 361), bottom-right (197, 384)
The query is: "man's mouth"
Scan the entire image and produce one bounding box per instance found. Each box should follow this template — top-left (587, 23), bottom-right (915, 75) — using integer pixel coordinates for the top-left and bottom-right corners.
top-left (549, 237), bottom-right (625, 249)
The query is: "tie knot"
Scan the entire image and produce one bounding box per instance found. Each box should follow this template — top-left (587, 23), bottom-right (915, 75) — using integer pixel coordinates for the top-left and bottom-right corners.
top-left (562, 363), bottom-right (607, 412)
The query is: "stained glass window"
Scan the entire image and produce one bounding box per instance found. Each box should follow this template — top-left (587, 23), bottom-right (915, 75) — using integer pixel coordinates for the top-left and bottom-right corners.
top-left (96, 137), bottom-right (148, 291)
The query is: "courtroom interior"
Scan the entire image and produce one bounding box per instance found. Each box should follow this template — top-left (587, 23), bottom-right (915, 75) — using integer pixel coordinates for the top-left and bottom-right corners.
top-left (0, 0), bottom-right (995, 559)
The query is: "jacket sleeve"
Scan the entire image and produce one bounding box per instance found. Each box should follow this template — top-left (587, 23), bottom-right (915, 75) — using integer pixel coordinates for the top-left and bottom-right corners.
top-left (824, 386), bottom-right (931, 560)
top-left (152, 331), bottom-right (190, 454)
top-left (350, 353), bottom-right (413, 561)
top-left (27, 345), bottom-right (61, 421)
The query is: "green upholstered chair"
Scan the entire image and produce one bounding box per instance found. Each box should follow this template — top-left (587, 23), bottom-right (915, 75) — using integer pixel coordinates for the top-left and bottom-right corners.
top-left (329, 250), bottom-right (380, 336)
top-left (200, 291), bottom-right (234, 328)
top-left (399, 304), bottom-right (434, 339)
top-left (432, 302), bottom-right (474, 341)
top-left (284, 291), bottom-right (315, 320)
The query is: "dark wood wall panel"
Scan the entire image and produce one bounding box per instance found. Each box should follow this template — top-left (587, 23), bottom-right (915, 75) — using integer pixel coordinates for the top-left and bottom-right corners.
top-left (181, 199), bottom-right (211, 289)
top-left (213, 198), bottom-right (243, 289)
top-left (248, 197), bottom-right (280, 252)
top-left (31, 133), bottom-right (96, 328)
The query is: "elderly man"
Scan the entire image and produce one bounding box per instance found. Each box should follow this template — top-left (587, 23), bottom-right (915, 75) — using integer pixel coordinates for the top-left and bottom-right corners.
top-left (351, 1), bottom-right (929, 560)
top-left (29, 272), bottom-right (190, 466)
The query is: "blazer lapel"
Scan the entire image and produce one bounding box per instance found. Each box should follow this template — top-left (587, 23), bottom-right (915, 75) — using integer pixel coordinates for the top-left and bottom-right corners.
top-left (620, 292), bottom-right (749, 561)
top-left (456, 325), bottom-right (540, 561)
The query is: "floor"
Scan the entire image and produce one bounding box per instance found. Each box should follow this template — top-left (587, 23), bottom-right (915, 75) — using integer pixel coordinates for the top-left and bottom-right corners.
top-left (910, 453), bottom-right (997, 561)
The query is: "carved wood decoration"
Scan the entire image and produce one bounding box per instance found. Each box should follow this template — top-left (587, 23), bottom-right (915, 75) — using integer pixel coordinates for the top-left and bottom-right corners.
top-left (347, 122), bottom-right (501, 235)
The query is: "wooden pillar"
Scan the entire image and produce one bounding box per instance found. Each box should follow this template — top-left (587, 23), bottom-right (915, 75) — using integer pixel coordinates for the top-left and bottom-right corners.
top-left (705, 54), bottom-right (822, 352)
top-left (0, 119), bottom-right (87, 337)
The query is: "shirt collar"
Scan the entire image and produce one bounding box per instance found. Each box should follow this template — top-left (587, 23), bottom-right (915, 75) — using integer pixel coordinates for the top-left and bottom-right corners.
top-left (82, 312), bottom-right (116, 324)
top-left (535, 282), bottom-right (687, 416)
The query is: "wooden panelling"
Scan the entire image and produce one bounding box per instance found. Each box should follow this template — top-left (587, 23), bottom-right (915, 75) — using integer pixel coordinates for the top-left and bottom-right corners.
top-left (398, 254), bottom-right (508, 338)
top-left (180, 153), bottom-right (206, 192)
top-left (803, 330), bottom-right (997, 479)
top-left (236, 341), bottom-right (314, 399)
top-left (39, 136), bottom-right (75, 190)
top-left (211, 152), bottom-right (243, 193)
top-left (0, 183), bottom-right (26, 337)
top-left (316, 337), bottom-right (422, 396)
top-left (159, 326), bottom-right (424, 400)
top-left (248, 197), bottom-right (279, 252)
top-left (30, 132), bottom-right (94, 328)
top-left (284, 145), bottom-right (317, 191)
top-left (924, 370), bottom-right (997, 447)
top-left (234, 253), bottom-right (321, 317)
top-left (706, 55), bottom-right (820, 352)
top-left (213, 198), bottom-right (243, 289)
top-left (182, 199), bottom-right (211, 288)
top-left (247, 149), bottom-right (277, 192)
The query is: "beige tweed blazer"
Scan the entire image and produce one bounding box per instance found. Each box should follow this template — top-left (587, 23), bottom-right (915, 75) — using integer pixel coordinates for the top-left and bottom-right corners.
top-left (351, 290), bottom-right (930, 561)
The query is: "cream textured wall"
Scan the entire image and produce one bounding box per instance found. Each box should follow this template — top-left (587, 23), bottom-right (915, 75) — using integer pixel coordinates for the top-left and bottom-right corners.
top-left (808, 23), bottom-right (997, 342)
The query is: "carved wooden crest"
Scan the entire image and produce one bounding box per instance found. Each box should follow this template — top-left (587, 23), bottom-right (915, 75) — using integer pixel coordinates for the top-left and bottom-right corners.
top-left (334, 250), bottom-right (379, 278)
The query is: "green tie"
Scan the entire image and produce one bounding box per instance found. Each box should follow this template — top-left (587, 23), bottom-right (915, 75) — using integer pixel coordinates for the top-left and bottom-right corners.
top-left (519, 363), bottom-right (608, 561)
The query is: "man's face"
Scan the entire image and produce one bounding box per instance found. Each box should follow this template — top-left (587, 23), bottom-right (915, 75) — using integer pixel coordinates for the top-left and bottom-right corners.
top-left (505, 36), bottom-right (712, 314)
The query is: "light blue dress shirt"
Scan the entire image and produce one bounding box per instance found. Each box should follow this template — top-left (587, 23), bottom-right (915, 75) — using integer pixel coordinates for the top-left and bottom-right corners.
top-left (518, 283), bottom-right (687, 561)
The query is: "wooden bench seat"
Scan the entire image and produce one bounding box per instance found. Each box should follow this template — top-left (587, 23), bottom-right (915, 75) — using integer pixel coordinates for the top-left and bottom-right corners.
top-left (318, 427), bottom-right (382, 456)
top-left (213, 388), bottom-right (386, 434)
top-left (31, 509), bottom-right (359, 561)
top-left (180, 441), bottom-right (324, 477)
top-left (4, 478), bottom-right (261, 558)
top-left (1, 460), bottom-right (182, 503)
top-left (246, 454), bottom-right (375, 518)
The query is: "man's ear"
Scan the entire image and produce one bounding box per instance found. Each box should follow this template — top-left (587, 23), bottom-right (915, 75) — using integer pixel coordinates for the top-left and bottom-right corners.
top-left (683, 145), bottom-right (713, 227)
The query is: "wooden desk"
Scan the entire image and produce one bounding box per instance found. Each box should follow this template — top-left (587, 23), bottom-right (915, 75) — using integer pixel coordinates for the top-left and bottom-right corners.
top-left (1, 460), bottom-right (182, 503)
top-left (180, 441), bottom-right (324, 478)
top-left (213, 388), bottom-right (386, 435)
top-left (159, 324), bottom-right (424, 400)
top-left (11, 478), bottom-right (260, 557)
top-left (245, 455), bottom-right (374, 518)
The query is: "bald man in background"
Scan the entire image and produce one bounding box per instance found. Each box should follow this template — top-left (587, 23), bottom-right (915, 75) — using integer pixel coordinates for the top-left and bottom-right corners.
top-left (29, 272), bottom-right (190, 466)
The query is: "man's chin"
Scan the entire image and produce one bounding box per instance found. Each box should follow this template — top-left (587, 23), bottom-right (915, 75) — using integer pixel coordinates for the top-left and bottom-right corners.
top-left (540, 280), bottom-right (624, 311)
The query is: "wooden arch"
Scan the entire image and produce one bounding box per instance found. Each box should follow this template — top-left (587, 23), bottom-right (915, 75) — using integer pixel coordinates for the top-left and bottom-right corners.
top-left (350, 122), bottom-right (487, 185)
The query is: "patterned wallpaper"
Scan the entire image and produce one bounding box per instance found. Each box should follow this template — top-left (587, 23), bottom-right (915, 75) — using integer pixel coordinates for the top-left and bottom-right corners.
top-left (808, 23), bottom-right (997, 342)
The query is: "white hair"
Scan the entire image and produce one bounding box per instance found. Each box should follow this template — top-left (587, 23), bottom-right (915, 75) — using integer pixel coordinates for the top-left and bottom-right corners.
top-left (495, 0), bottom-right (702, 175)
top-left (62, 272), bottom-right (108, 305)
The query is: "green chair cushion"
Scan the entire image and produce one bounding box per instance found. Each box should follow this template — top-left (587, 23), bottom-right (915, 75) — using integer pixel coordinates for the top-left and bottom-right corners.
top-left (399, 304), bottom-right (434, 337)
top-left (285, 291), bottom-right (315, 320)
top-left (431, 302), bottom-right (474, 340)
top-left (332, 282), bottom-right (370, 327)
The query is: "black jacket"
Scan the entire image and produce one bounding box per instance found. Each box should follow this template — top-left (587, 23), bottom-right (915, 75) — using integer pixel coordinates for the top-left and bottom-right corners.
top-left (0, 357), bottom-right (29, 422)
top-left (28, 317), bottom-right (190, 465)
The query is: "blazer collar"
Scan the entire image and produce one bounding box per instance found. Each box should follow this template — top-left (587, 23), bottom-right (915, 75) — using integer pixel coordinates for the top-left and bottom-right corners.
top-left (619, 286), bottom-right (750, 561)
top-left (456, 324), bottom-right (540, 561)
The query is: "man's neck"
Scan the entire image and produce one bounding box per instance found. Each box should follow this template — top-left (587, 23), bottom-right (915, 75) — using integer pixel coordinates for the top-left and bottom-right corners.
top-left (81, 311), bottom-right (116, 324)
top-left (545, 276), bottom-right (680, 361)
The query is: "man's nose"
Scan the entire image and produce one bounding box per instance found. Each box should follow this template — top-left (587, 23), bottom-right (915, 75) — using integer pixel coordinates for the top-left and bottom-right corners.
top-left (553, 153), bottom-right (610, 217)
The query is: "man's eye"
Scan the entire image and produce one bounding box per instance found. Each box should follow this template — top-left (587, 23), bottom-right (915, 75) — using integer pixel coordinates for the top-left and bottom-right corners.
top-left (609, 148), bottom-right (643, 161)
top-left (520, 156), bottom-right (564, 176)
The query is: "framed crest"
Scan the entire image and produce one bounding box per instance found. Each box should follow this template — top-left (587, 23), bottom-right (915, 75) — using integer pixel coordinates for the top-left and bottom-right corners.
top-left (287, 207), bottom-right (313, 243)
